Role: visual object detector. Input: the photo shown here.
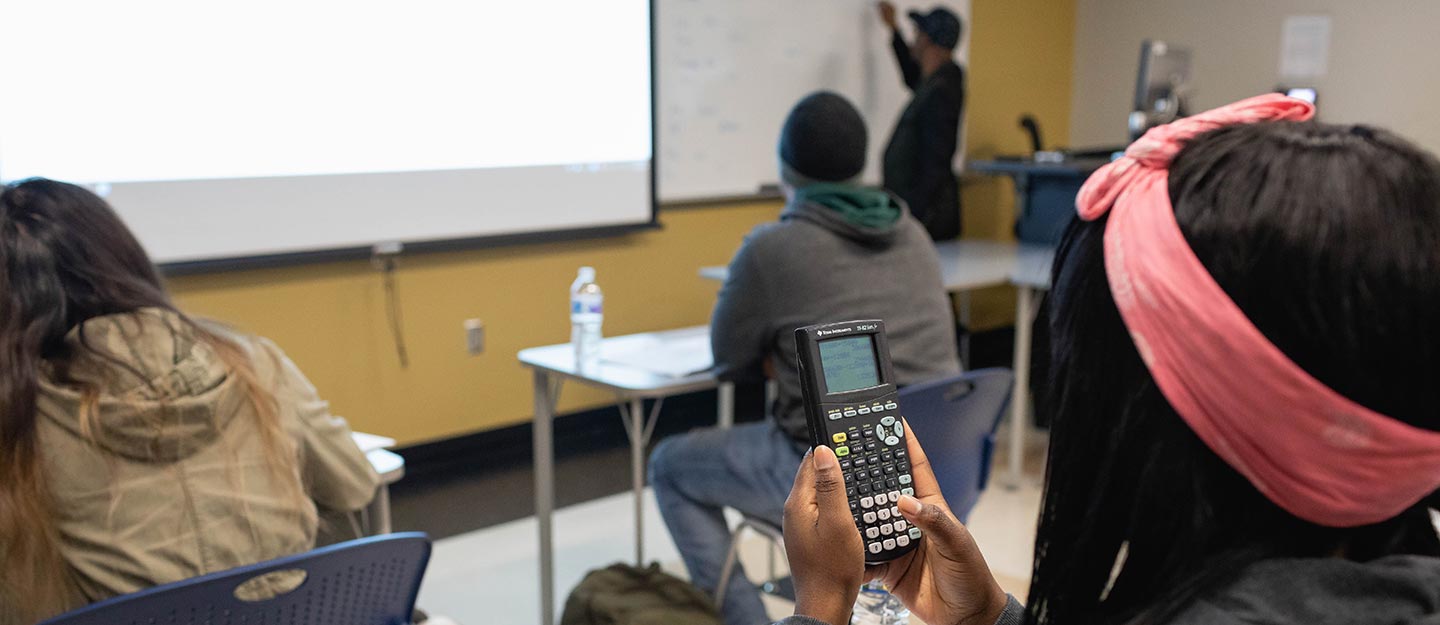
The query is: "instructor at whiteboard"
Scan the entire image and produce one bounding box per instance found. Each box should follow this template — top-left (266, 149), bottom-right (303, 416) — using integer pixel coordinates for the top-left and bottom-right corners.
top-left (878, 2), bottom-right (965, 241)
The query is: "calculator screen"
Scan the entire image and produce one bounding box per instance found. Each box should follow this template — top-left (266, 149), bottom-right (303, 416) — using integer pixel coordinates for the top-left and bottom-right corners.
top-left (818, 335), bottom-right (880, 393)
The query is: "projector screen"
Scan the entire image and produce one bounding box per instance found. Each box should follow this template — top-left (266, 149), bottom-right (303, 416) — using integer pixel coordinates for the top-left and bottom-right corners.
top-left (0, 0), bottom-right (655, 269)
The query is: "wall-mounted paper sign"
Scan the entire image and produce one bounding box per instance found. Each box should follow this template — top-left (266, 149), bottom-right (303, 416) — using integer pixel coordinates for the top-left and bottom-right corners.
top-left (1279, 15), bottom-right (1332, 80)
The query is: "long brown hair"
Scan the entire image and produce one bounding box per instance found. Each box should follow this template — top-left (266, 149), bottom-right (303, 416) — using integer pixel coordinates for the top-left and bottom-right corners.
top-left (0, 178), bottom-right (303, 621)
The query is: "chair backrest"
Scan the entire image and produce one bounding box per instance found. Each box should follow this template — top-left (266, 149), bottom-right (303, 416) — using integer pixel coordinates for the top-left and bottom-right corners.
top-left (898, 368), bottom-right (1014, 522)
top-left (41, 532), bottom-right (431, 625)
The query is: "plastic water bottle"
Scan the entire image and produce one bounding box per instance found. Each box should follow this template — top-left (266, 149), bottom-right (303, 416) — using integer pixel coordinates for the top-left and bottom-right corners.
top-left (851, 581), bottom-right (909, 625)
top-left (570, 267), bottom-right (603, 371)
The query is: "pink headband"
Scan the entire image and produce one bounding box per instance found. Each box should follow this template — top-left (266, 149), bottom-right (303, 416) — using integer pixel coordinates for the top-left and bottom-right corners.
top-left (1077, 94), bottom-right (1440, 527)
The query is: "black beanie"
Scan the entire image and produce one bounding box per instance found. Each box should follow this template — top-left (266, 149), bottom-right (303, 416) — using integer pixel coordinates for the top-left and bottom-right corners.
top-left (778, 91), bottom-right (868, 183)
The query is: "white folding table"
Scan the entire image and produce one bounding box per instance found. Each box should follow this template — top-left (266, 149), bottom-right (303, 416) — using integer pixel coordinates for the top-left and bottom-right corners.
top-left (352, 431), bottom-right (405, 535)
top-left (518, 326), bottom-right (731, 625)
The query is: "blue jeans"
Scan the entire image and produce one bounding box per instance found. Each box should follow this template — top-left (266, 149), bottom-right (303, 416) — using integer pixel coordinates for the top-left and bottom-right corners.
top-left (649, 422), bottom-right (806, 625)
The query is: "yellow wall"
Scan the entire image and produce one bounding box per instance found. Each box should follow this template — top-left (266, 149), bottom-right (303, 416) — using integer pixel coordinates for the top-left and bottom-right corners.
top-left (171, 202), bottom-right (780, 445)
top-left (169, 0), bottom-right (1078, 445)
top-left (961, 0), bottom-right (1077, 329)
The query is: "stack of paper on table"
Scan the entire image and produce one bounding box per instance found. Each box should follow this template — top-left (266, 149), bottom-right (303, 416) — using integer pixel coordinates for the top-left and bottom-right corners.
top-left (602, 333), bottom-right (714, 378)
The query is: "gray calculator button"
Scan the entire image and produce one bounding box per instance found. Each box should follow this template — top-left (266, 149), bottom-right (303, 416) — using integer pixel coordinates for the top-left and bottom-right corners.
top-left (890, 505), bottom-right (901, 518)
top-left (883, 538), bottom-right (896, 550)
top-left (866, 527), bottom-right (880, 539)
top-left (896, 535), bottom-right (910, 547)
top-left (858, 407), bottom-right (871, 415)
top-left (877, 508), bottom-right (891, 521)
top-left (884, 436), bottom-right (899, 446)
top-left (868, 542), bottom-right (883, 554)
top-left (828, 412), bottom-right (842, 420)
top-left (894, 423), bottom-right (904, 438)
top-left (901, 487), bottom-right (914, 496)
top-left (887, 491), bottom-right (901, 503)
top-left (899, 475), bottom-right (912, 485)
top-left (860, 496), bottom-right (874, 508)
top-left (908, 528), bottom-right (922, 540)
top-left (863, 511), bottom-right (877, 524)
top-left (844, 409), bottom-right (858, 417)
top-left (880, 523), bottom-right (893, 535)
top-left (875, 424), bottom-right (887, 439)
top-left (894, 519), bottom-right (908, 532)
top-left (885, 401), bottom-right (898, 410)
top-left (880, 416), bottom-right (895, 426)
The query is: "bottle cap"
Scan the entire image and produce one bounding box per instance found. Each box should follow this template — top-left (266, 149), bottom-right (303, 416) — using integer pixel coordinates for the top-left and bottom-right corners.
top-left (577, 266), bottom-right (596, 282)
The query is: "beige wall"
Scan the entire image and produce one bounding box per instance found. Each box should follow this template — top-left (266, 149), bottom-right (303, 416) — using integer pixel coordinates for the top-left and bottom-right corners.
top-left (960, 0), bottom-right (1077, 329)
top-left (1070, 0), bottom-right (1440, 152)
top-left (171, 202), bottom-right (780, 446)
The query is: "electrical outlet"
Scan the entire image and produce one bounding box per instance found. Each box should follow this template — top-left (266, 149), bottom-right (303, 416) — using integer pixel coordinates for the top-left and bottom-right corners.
top-left (464, 319), bottom-right (484, 355)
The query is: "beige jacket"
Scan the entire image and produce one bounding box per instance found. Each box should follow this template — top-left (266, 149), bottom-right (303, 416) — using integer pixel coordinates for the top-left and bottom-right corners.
top-left (8, 309), bottom-right (379, 623)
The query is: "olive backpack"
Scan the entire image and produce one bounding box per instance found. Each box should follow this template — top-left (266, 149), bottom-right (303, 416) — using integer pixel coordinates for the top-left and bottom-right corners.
top-left (561, 562), bottom-right (723, 625)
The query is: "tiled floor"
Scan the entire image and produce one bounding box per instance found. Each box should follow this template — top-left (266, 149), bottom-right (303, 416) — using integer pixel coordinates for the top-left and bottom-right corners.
top-left (414, 428), bottom-right (1048, 625)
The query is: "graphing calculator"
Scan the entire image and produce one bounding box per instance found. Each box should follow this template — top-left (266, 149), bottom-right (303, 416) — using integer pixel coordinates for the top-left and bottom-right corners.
top-left (796, 320), bottom-right (920, 563)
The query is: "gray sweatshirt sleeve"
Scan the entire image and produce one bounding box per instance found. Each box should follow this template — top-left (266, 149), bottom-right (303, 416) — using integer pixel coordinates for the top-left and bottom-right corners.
top-left (772, 595), bottom-right (1025, 625)
top-left (711, 236), bottom-right (771, 382)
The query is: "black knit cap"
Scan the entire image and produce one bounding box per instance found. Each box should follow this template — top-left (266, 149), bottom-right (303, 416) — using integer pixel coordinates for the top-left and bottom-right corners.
top-left (778, 91), bottom-right (868, 183)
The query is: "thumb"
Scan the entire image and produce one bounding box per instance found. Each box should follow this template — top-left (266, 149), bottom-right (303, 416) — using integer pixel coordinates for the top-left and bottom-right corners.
top-left (898, 495), bottom-right (969, 551)
top-left (812, 446), bottom-right (846, 509)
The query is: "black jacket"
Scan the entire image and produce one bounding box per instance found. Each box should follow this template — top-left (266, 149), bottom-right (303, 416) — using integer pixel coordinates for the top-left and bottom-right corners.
top-left (882, 31), bottom-right (965, 241)
top-left (777, 555), bottom-right (1440, 625)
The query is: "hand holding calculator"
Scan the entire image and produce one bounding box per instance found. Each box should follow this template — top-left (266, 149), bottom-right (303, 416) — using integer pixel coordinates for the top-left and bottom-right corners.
top-left (795, 320), bottom-right (920, 563)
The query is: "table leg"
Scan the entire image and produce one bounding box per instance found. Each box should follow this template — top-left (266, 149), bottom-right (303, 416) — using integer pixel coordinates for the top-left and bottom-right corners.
top-left (717, 382), bottom-right (734, 429)
top-left (958, 290), bottom-right (973, 369)
top-left (533, 370), bottom-right (558, 625)
top-left (629, 397), bottom-right (646, 565)
top-left (1007, 286), bottom-right (1038, 489)
top-left (617, 396), bottom-right (666, 566)
top-left (372, 484), bottom-right (392, 534)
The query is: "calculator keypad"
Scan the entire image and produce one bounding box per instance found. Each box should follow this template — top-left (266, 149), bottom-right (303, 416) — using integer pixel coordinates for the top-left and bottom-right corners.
top-left (833, 409), bottom-right (919, 562)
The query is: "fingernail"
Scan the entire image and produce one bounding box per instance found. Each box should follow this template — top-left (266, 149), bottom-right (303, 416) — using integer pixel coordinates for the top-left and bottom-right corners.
top-left (899, 495), bottom-right (922, 516)
top-left (814, 445), bottom-right (839, 470)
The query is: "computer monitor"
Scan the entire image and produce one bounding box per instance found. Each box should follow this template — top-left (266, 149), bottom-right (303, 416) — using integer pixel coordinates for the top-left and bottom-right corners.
top-left (1129, 40), bottom-right (1193, 140)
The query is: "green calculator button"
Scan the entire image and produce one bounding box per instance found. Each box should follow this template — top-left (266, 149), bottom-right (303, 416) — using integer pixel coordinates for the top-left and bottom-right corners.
top-left (835, 446), bottom-right (850, 457)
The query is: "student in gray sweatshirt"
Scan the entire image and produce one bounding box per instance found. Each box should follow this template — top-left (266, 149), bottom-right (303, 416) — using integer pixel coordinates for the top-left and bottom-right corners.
top-left (648, 91), bottom-right (959, 625)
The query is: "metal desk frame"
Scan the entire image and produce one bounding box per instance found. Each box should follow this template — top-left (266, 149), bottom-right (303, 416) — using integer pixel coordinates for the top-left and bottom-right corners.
top-left (518, 327), bottom-right (732, 625)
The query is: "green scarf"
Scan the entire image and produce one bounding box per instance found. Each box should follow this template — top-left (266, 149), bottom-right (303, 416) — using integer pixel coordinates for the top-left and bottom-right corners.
top-left (793, 183), bottom-right (902, 229)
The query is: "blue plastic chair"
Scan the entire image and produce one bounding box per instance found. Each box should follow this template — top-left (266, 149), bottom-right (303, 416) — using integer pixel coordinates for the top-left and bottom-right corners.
top-left (40, 532), bottom-right (431, 625)
top-left (897, 368), bottom-right (1014, 521)
top-left (715, 368), bottom-right (1013, 605)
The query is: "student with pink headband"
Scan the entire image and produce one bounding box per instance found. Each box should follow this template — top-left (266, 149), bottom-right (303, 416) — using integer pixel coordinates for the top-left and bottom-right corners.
top-left (775, 94), bottom-right (1440, 625)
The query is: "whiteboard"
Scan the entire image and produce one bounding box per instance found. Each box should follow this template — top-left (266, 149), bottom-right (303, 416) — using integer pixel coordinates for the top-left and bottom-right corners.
top-left (656, 0), bottom-right (970, 203)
